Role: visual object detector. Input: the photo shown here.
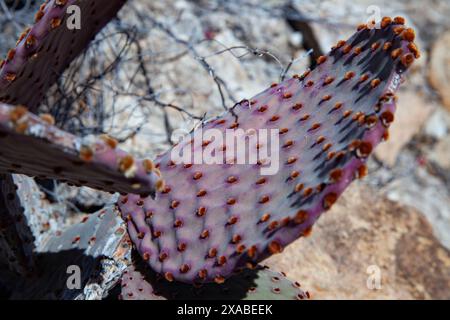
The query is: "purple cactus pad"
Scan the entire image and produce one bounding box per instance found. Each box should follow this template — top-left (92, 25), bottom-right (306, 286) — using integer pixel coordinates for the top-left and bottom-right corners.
top-left (119, 18), bottom-right (420, 283)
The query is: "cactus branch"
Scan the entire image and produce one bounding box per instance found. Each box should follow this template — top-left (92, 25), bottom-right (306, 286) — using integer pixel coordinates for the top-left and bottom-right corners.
top-left (0, 103), bottom-right (164, 196)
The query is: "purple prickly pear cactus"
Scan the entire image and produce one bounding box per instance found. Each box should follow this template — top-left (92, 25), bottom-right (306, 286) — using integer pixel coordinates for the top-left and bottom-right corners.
top-left (119, 18), bottom-right (420, 283)
top-left (0, 0), bottom-right (127, 111)
top-left (0, 103), bottom-right (164, 195)
top-left (0, 5), bottom-right (423, 300)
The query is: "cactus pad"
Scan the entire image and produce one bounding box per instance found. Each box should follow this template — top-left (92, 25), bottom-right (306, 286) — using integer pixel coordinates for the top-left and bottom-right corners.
top-left (10, 205), bottom-right (131, 299)
top-left (1, 174), bottom-right (55, 247)
top-left (0, 0), bottom-right (127, 111)
top-left (120, 262), bottom-right (309, 300)
top-left (0, 173), bottom-right (45, 275)
top-left (119, 18), bottom-right (420, 283)
top-left (0, 103), bottom-right (164, 195)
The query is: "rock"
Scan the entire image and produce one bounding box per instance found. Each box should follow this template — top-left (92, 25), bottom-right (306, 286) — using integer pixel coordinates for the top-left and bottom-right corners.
top-left (374, 90), bottom-right (434, 166)
top-left (429, 31), bottom-right (450, 111)
top-left (424, 107), bottom-right (450, 139)
top-left (291, 0), bottom-right (424, 52)
top-left (429, 136), bottom-right (450, 170)
top-left (55, 184), bottom-right (116, 212)
top-left (264, 183), bottom-right (450, 299)
top-left (384, 165), bottom-right (450, 250)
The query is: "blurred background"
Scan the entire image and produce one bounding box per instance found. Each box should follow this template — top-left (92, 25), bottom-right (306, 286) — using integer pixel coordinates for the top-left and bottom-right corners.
top-left (1, 0), bottom-right (449, 299)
